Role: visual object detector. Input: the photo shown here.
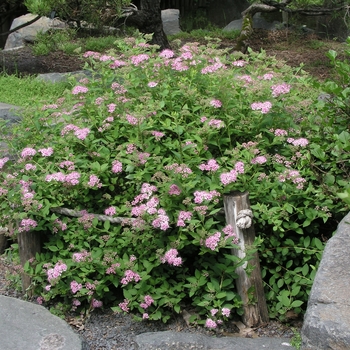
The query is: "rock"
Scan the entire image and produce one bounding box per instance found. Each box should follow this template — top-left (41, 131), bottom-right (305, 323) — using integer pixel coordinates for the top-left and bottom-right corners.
top-left (161, 9), bottom-right (181, 36)
top-left (4, 14), bottom-right (67, 51)
top-left (36, 70), bottom-right (94, 83)
top-left (0, 295), bottom-right (86, 350)
top-left (301, 212), bottom-right (350, 350)
top-left (224, 12), bottom-right (282, 31)
top-left (134, 330), bottom-right (295, 349)
top-left (0, 102), bottom-right (21, 125)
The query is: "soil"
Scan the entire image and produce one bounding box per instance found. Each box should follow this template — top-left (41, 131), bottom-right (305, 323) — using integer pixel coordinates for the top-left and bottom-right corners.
top-left (0, 29), bottom-right (346, 80)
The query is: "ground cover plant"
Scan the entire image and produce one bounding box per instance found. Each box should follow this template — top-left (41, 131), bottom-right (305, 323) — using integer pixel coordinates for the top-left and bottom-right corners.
top-left (0, 32), bottom-right (349, 327)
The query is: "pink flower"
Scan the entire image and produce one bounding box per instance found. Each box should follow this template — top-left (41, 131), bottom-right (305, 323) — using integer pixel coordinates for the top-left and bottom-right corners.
top-left (222, 308), bottom-right (231, 317)
top-left (160, 248), bottom-right (182, 266)
top-left (159, 49), bottom-right (174, 58)
top-left (199, 159), bottom-right (219, 172)
top-left (112, 160), bottom-right (123, 173)
top-left (105, 206), bottom-right (116, 216)
top-left (87, 175), bottom-right (102, 188)
top-left (205, 318), bottom-right (217, 328)
top-left (131, 54), bottom-right (150, 66)
top-left (210, 309), bottom-right (219, 316)
top-left (151, 131), bottom-right (165, 140)
top-left (251, 156), bottom-right (267, 164)
top-left (21, 147), bottom-right (36, 158)
top-left (72, 250), bottom-right (91, 262)
top-left (119, 299), bottom-right (130, 312)
top-left (193, 190), bottom-right (220, 204)
top-left (177, 211), bottom-right (193, 227)
top-left (72, 86), bottom-right (89, 95)
top-left (274, 129), bottom-right (288, 137)
top-left (251, 101), bottom-right (272, 114)
top-left (208, 119), bottom-right (224, 128)
top-left (205, 232), bottom-right (221, 250)
top-left (271, 83), bottom-right (291, 97)
top-left (24, 163), bottom-right (36, 171)
top-left (38, 147), bottom-right (54, 156)
top-left (288, 138), bottom-right (309, 147)
top-left (148, 81), bottom-right (158, 87)
top-left (232, 60), bottom-right (248, 67)
top-left (263, 73), bottom-right (274, 80)
top-left (107, 103), bottom-right (116, 113)
top-left (210, 99), bottom-right (222, 108)
top-left (18, 218), bottom-right (37, 232)
top-left (168, 184), bottom-right (181, 196)
top-left (37, 296), bottom-right (44, 305)
top-left (74, 128), bottom-right (90, 140)
top-left (92, 299), bottom-right (103, 308)
top-left (142, 313), bottom-right (149, 319)
top-left (121, 270), bottom-right (141, 285)
top-left (152, 209), bottom-right (170, 231)
top-left (70, 280), bottom-right (83, 294)
top-left (0, 157), bottom-right (9, 169)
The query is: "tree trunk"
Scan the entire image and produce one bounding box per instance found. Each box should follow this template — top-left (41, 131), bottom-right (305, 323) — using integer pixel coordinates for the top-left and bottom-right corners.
top-left (126, 0), bottom-right (170, 49)
top-left (224, 191), bottom-right (269, 327)
top-left (18, 230), bottom-right (41, 297)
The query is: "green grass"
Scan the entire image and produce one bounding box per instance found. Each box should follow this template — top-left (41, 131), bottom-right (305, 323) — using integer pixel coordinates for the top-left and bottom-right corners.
top-left (0, 74), bottom-right (71, 107)
top-left (169, 28), bottom-right (240, 41)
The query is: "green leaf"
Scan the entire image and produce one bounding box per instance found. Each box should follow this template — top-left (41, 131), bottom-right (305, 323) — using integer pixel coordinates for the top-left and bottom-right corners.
top-left (48, 246), bottom-right (58, 252)
top-left (291, 300), bottom-right (304, 308)
top-left (104, 220), bottom-right (110, 230)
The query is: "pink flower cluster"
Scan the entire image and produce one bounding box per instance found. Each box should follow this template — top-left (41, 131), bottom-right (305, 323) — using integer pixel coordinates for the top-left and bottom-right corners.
top-left (159, 49), bottom-right (175, 58)
top-left (194, 190), bottom-right (220, 204)
top-left (70, 280), bottom-right (83, 294)
top-left (131, 54), bottom-right (150, 66)
top-left (72, 85), bottom-right (89, 95)
top-left (47, 262), bottom-right (67, 283)
top-left (87, 175), bottom-right (102, 188)
top-left (201, 58), bottom-right (225, 74)
top-left (151, 131), bottom-right (165, 140)
top-left (287, 138), bottom-right (309, 147)
top-left (271, 83), bottom-right (291, 97)
top-left (165, 163), bottom-right (193, 178)
top-left (205, 318), bottom-right (217, 328)
top-left (210, 99), bottom-right (222, 108)
top-left (112, 160), bottom-right (123, 173)
top-left (222, 225), bottom-right (239, 244)
top-left (59, 160), bottom-right (75, 171)
top-left (199, 159), bottom-right (219, 172)
top-left (61, 124), bottom-right (90, 140)
top-left (168, 184), bottom-right (182, 196)
top-left (274, 129), bottom-right (288, 137)
top-left (177, 211), bottom-right (192, 227)
top-left (38, 147), bottom-right (54, 156)
top-left (18, 218), bottom-right (37, 232)
top-left (205, 232), bottom-right (221, 250)
top-left (72, 250), bottom-right (91, 263)
top-left (45, 171), bottom-right (81, 186)
top-left (152, 209), bottom-right (170, 231)
top-left (121, 269), bottom-right (141, 285)
top-left (119, 299), bottom-right (130, 312)
top-left (278, 169), bottom-right (307, 189)
top-left (220, 161), bottom-right (245, 186)
top-left (251, 156), bottom-right (267, 164)
top-left (24, 163), bottom-right (36, 171)
top-left (251, 101), bottom-right (272, 114)
top-left (21, 147), bottom-right (36, 159)
top-left (140, 295), bottom-right (154, 309)
top-left (160, 248), bottom-right (182, 266)
top-left (232, 60), bottom-right (248, 67)
top-left (0, 157), bottom-right (9, 169)
top-left (92, 299), bottom-right (103, 308)
top-left (106, 263), bottom-right (121, 275)
top-left (208, 119), bottom-right (224, 128)
top-left (105, 206), bottom-right (116, 216)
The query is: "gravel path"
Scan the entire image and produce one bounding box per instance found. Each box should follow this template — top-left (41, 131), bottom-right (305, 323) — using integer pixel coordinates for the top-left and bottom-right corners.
top-left (0, 254), bottom-right (301, 349)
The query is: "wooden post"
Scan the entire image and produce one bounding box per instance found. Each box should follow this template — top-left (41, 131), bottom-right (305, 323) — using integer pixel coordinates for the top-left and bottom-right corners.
top-left (18, 230), bottom-right (41, 297)
top-left (224, 191), bottom-right (269, 327)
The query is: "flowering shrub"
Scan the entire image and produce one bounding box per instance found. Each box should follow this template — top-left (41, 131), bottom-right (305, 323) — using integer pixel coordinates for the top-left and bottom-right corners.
top-left (1, 34), bottom-right (349, 324)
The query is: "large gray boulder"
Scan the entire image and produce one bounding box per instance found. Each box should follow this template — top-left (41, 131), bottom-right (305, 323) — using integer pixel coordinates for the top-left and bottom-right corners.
top-left (301, 212), bottom-right (350, 350)
top-left (0, 296), bottom-right (86, 350)
top-left (4, 14), bottom-right (67, 51)
top-left (135, 330), bottom-right (295, 349)
top-left (224, 12), bottom-right (282, 31)
top-left (161, 9), bottom-right (181, 36)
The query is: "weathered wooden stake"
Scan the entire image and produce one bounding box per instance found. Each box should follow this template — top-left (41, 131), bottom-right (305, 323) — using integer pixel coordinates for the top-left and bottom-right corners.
top-left (18, 230), bottom-right (41, 297)
top-left (224, 191), bottom-right (269, 327)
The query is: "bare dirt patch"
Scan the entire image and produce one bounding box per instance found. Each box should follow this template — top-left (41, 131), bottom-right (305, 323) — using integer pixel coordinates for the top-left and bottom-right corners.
top-left (0, 29), bottom-right (346, 81)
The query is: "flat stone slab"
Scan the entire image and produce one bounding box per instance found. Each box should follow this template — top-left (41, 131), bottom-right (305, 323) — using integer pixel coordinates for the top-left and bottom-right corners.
top-left (0, 296), bottom-right (85, 350)
top-left (301, 212), bottom-right (350, 349)
top-left (0, 102), bottom-right (21, 124)
top-left (135, 330), bottom-right (295, 349)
